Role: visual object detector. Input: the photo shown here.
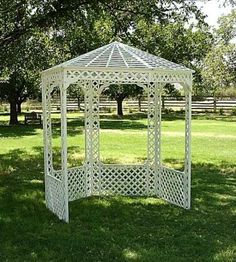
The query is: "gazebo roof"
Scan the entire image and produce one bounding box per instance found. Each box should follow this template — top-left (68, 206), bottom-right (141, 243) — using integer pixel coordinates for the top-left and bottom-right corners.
top-left (47, 41), bottom-right (191, 72)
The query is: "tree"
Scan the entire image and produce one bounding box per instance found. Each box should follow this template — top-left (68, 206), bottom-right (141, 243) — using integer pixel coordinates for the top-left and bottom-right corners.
top-left (103, 85), bottom-right (143, 116)
top-left (0, 31), bottom-right (64, 124)
top-left (202, 44), bottom-right (236, 96)
top-left (201, 10), bottom-right (236, 96)
top-left (68, 85), bottom-right (83, 111)
top-left (0, 0), bottom-right (206, 48)
top-left (129, 20), bottom-right (213, 97)
top-left (223, 0), bottom-right (236, 7)
top-left (163, 84), bottom-right (181, 97)
top-left (216, 9), bottom-right (236, 44)
top-left (0, 71), bottom-right (38, 124)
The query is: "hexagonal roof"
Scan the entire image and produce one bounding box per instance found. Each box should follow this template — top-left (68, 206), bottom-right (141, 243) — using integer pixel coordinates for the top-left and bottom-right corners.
top-left (48, 41), bottom-right (191, 71)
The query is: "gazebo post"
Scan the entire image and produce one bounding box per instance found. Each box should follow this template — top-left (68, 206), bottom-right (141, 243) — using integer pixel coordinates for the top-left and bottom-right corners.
top-left (184, 84), bottom-right (192, 209)
top-left (155, 83), bottom-right (163, 196)
top-left (84, 81), bottom-right (101, 196)
top-left (147, 82), bottom-right (163, 195)
top-left (60, 80), bottom-right (69, 222)
top-left (42, 81), bottom-right (53, 207)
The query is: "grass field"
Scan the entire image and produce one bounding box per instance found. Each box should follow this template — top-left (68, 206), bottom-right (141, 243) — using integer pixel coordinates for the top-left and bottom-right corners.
top-left (0, 112), bottom-right (236, 261)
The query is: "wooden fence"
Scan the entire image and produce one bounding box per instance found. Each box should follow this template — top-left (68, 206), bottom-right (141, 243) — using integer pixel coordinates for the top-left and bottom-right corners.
top-left (1, 96), bottom-right (236, 113)
top-left (49, 96), bottom-right (236, 113)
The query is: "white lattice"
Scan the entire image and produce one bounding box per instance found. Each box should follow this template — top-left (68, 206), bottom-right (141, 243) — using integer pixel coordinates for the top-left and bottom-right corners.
top-left (159, 167), bottom-right (186, 207)
top-left (64, 69), bottom-right (192, 88)
top-left (45, 172), bottom-right (66, 220)
top-left (50, 165), bottom-right (186, 208)
top-left (184, 90), bottom-right (192, 208)
top-left (42, 41), bottom-right (192, 222)
top-left (68, 167), bottom-right (86, 201)
top-left (99, 164), bottom-right (148, 196)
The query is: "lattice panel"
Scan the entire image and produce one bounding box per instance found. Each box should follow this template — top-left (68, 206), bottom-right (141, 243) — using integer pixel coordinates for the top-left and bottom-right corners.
top-left (146, 83), bottom-right (162, 168)
top-left (45, 174), bottom-right (66, 220)
top-left (147, 83), bottom-right (156, 166)
top-left (47, 163), bottom-right (188, 220)
top-left (159, 167), bottom-right (186, 207)
top-left (42, 85), bottom-right (53, 175)
top-left (98, 164), bottom-right (151, 196)
top-left (65, 69), bottom-right (192, 88)
top-left (68, 167), bottom-right (87, 201)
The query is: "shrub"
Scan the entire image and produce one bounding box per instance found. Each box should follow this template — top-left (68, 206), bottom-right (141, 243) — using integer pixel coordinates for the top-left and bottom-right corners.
top-left (163, 107), bottom-right (174, 114)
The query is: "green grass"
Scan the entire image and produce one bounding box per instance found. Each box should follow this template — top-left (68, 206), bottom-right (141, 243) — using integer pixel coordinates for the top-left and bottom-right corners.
top-left (0, 112), bottom-right (236, 261)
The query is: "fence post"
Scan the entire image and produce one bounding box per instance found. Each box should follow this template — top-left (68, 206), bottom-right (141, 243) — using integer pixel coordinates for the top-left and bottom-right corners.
top-left (138, 96), bottom-right (142, 112)
top-left (162, 96), bottom-right (165, 110)
top-left (213, 97), bottom-right (217, 113)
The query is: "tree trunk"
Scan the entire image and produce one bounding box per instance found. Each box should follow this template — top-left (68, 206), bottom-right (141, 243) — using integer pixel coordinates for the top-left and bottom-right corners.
top-left (116, 98), bottom-right (123, 116)
top-left (17, 101), bottom-right (22, 114)
top-left (9, 100), bottom-right (19, 125)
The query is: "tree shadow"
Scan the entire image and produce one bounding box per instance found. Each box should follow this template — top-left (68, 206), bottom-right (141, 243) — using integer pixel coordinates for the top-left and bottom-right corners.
top-left (52, 117), bottom-right (147, 135)
top-left (0, 124), bottom-right (40, 138)
top-left (0, 148), bottom-right (235, 261)
top-left (1, 113), bottom-right (234, 139)
top-left (100, 119), bottom-right (147, 130)
top-left (100, 112), bottom-right (147, 120)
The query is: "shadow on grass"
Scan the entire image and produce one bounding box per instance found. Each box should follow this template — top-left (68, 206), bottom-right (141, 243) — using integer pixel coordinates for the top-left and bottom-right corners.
top-left (1, 112), bottom-right (235, 139)
top-left (0, 124), bottom-right (40, 138)
top-left (0, 115), bottom-right (147, 139)
top-left (0, 148), bottom-right (235, 261)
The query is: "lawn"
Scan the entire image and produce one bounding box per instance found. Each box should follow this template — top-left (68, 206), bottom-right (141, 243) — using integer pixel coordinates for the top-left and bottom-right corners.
top-left (0, 112), bottom-right (235, 261)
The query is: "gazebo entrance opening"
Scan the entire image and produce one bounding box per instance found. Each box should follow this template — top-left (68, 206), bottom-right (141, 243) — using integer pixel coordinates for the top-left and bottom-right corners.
top-left (42, 42), bottom-right (192, 222)
top-left (99, 84), bottom-right (147, 165)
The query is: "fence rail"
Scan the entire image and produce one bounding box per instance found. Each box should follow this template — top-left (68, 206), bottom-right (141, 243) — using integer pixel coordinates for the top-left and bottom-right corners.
top-left (49, 96), bottom-right (236, 112)
top-left (1, 96), bottom-right (236, 113)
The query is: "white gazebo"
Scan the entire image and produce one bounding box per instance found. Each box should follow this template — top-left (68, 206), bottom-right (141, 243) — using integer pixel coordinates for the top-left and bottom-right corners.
top-left (42, 41), bottom-right (192, 222)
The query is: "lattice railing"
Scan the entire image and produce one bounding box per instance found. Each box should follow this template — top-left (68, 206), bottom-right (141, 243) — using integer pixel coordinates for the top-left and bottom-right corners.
top-left (62, 164), bottom-right (186, 207)
top-left (99, 164), bottom-right (149, 196)
top-left (45, 172), bottom-right (65, 220)
top-left (68, 166), bottom-right (86, 201)
top-left (159, 166), bottom-right (186, 207)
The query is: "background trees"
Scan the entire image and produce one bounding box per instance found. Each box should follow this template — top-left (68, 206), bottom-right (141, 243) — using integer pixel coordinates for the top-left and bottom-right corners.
top-left (0, 0), bottom-right (235, 122)
top-left (201, 9), bottom-right (236, 97)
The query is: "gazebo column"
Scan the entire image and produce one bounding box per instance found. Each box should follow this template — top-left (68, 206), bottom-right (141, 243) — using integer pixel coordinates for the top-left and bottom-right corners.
top-left (146, 82), bottom-right (164, 195)
top-left (60, 81), bottom-right (69, 222)
top-left (184, 85), bottom-right (192, 209)
top-left (42, 79), bottom-right (68, 221)
top-left (84, 81), bottom-right (101, 196)
top-left (42, 81), bottom-right (53, 206)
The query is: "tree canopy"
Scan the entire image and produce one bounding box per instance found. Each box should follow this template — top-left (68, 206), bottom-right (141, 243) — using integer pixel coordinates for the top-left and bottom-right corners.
top-left (201, 9), bottom-right (236, 96)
